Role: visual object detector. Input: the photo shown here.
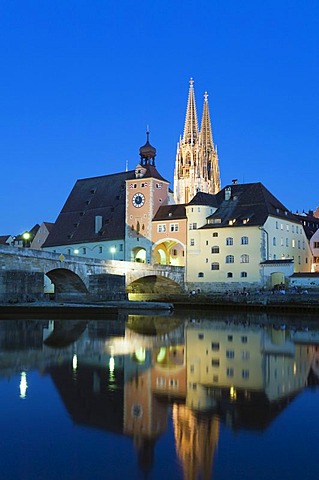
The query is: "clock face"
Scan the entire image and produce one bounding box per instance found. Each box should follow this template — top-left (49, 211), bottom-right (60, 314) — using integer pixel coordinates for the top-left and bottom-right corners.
top-left (132, 192), bottom-right (145, 208)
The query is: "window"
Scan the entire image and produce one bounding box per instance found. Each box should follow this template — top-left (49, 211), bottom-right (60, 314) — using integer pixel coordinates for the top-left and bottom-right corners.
top-left (242, 369), bottom-right (249, 379)
top-left (286, 238), bottom-right (289, 247)
top-left (226, 368), bottom-right (234, 377)
top-left (226, 237), bottom-right (233, 246)
top-left (241, 351), bottom-right (250, 360)
top-left (241, 272), bottom-right (248, 278)
top-left (189, 223), bottom-right (197, 230)
top-left (170, 223), bottom-right (179, 232)
top-left (281, 223), bottom-right (283, 230)
top-left (206, 240), bottom-right (209, 245)
top-left (119, 244), bottom-right (123, 251)
top-left (198, 272), bottom-right (204, 278)
top-left (292, 239), bottom-right (295, 248)
top-left (227, 272), bottom-right (233, 278)
top-left (190, 238), bottom-right (195, 246)
top-left (226, 255), bottom-right (234, 263)
top-left (212, 232), bottom-right (218, 237)
top-left (211, 262), bottom-right (219, 270)
top-left (241, 336), bottom-right (248, 343)
top-left (228, 335), bottom-right (233, 342)
top-left (298, 240), bottom-right (301, 249)
top-left (241, 236), bottom-right (249, 245)
top-left (276, 221), bottom-right (279, 229)
top-left (99, 246), bottom-right (103, 253)
top-left (286, 225), bottom-right (289, 232)
top-left (211, 342), bottom-right (220, 351)
top-left (198, 333), bottom-right (204, 340)
top-left (213, 375), bottom-right (219, 382)
top-left (314, 242), bottom-right (319, 248)
top-left (240, 254), bottom-right (249, 263)
top-left (158, 224), bottom-right (166, 233)
top-left (211, 246), bottom-right (219, 254)
top-left (211, 359), bottom-right (220, 367)
top-left (226, 350), bottom-right (235, 359)
top-left (82, 247), bottom-right (86, 254)
top-left (273, 237), bottom-right (276, 246)
top-left (67, 249), bottom-right (71, 255)
top-left (280, 238), bottom-right (284, 246)
top-left (292, 225), bottom-right (295, 233)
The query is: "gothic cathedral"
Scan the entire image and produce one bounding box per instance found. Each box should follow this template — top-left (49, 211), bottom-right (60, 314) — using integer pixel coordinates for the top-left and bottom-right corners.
top-left (174, 79), bottom-right (221, 204)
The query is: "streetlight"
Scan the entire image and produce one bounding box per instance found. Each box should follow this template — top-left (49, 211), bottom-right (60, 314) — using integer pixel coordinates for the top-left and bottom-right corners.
top-left (110, 246), bottom-right (116, 260)
top-left (22, 232), bottom-right (31, 247)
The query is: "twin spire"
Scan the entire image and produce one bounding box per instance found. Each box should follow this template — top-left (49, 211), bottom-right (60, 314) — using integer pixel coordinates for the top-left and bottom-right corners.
top-left (174, 78), bottom-right (221, 204)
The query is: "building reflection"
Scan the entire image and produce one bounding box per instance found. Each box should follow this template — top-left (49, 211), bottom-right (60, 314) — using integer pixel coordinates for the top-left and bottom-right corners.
top-left (0, 314), bottom-right (319, 478)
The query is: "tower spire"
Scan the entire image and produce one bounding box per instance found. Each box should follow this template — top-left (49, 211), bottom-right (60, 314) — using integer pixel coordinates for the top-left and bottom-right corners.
top-left (200, 92), bottom-right (214, 151)
top-left (183, 78), bottom-right (199, 144)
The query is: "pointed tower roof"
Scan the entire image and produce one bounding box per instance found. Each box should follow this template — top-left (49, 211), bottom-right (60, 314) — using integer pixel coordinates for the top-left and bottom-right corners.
top-left (200, 91), bottom-right (214, 150)
top-left (139, 128), bottom-right (156, 166)
top-left (183, 78), bottom-right (199, 144)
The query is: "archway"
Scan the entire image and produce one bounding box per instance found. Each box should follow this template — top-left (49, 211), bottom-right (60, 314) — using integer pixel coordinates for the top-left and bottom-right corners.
top-left (45, 268), bottom-right (89, 302)
top-left (131, 247), bottom-right (147, 263)
top-left (153, 240), bottom-right (185, 266)
top-left (127, 274), bottom-right (182, 298)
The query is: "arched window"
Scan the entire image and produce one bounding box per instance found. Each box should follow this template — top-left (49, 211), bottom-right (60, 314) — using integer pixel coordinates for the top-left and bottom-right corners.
top-left (226, 237), bottom-right (233, 246)
top-left (226, 255), bottom-right (234, 263)
top-left (227, 272), bottom-right (233, 278)
top-left (241, 236), bottom-right (248, 245)
top-left (240, 254), bottom-right (249, 263)
top-left (211, 246), bottom-right (219, 254)
top-left (241, 272), bottom-right (247, 278)
top-left (211, 262), bottom-right (219, 270)
top-left (198, 272), bottom-right (204, 278)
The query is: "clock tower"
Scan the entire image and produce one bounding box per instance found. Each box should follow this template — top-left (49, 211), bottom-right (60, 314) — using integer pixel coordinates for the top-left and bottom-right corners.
top-left (125, 131), bottom-right (170, 263)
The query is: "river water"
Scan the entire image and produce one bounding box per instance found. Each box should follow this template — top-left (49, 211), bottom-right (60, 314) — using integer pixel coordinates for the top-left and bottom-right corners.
top-left (1, 309), bottom-right (319, 480)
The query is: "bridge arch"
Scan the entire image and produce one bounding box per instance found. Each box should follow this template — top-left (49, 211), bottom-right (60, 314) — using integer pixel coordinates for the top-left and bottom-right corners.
top-left (45, 268), bottom-right (89, 302)
top-left (127, 274), bottom-right (182, 295)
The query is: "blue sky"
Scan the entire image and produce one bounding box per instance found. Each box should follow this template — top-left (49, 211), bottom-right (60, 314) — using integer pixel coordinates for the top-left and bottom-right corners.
top-left (1, 0), bottom-right (318, 235)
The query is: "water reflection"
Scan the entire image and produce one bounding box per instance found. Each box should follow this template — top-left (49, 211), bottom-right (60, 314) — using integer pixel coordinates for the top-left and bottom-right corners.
top-left (0, 312), bottom-right (319, 479)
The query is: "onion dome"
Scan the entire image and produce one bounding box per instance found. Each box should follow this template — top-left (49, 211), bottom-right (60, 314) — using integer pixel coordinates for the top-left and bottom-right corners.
top-left (139, 129), bottom-right (156, 166)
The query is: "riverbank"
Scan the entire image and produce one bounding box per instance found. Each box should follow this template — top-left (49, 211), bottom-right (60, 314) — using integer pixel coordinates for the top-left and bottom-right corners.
top-left (1, 291), bottom-right (319, 318)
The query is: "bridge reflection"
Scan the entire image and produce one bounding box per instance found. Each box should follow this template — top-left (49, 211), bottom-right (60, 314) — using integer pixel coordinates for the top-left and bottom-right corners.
top-left (0, 313), bottom-right (319, 478)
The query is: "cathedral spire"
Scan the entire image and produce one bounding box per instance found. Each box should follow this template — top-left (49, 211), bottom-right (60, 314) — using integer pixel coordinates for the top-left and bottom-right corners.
top-left (200, 92), bottom-right (214, 151)
top-left (183, 78), bottom-right (199, 144)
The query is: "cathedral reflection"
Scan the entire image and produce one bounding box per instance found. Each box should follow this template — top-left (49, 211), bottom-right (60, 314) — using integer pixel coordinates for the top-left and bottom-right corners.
top-left (0, 313), bottom-right (318, 478)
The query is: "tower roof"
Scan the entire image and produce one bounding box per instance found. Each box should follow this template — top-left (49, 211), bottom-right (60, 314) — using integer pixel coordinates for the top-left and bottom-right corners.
top-left (200, 92), bottom-right (214, 150)
top-left (139, 129), bottom-right (156, 166)
top-left (183, 78), bottom-right (199, 144)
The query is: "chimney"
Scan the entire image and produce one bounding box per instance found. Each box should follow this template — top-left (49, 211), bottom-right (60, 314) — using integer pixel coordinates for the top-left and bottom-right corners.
top-left (95, 215), bottom-right (102, 233)
top-left (225, 187), bottom-right (231, 201)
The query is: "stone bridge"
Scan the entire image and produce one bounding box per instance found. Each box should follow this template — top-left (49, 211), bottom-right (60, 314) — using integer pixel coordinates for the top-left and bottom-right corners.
top-left (0, 245), bottom-right (185, 303)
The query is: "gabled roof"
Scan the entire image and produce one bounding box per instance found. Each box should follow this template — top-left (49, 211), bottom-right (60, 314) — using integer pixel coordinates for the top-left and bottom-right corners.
top-left (43, 170), bottom-right (135, 247)
top-left (0, 235), bottom-right (12, 245)
top-left (294, 213), bottom-right (319, 240)
top-left (201, 182), bottom-right (297, 229)
top-left (188, 191), bottom-right (218, 207)
top-left (153, 204), bottom-right (187, 221)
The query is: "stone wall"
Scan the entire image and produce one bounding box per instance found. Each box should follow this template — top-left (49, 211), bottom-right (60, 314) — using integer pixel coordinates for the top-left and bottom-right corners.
top-left (0, 271), bottom-right (44, 303)
top-left (88, 274), bottom-right (127, 301)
